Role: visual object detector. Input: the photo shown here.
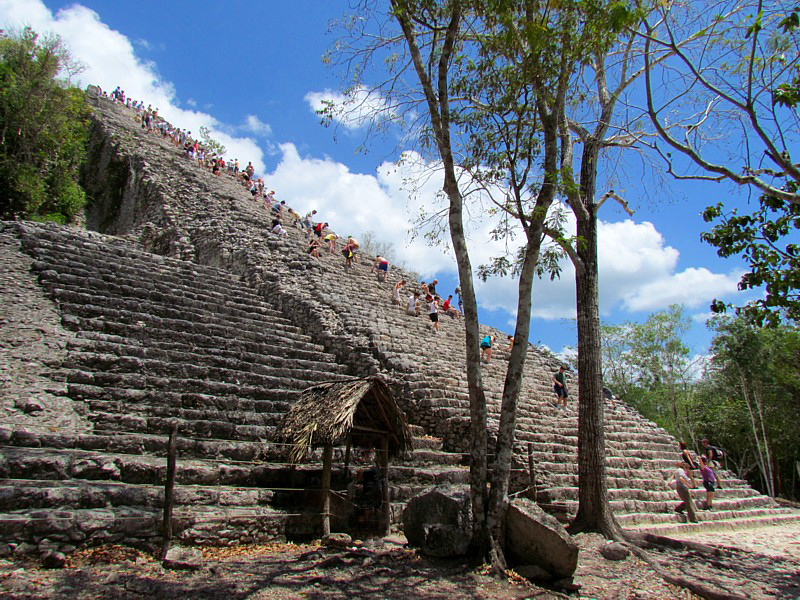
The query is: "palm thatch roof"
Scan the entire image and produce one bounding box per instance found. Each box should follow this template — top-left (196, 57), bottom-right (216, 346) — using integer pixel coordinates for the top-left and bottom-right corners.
top-left (278, 377), bottom-right (414, 464)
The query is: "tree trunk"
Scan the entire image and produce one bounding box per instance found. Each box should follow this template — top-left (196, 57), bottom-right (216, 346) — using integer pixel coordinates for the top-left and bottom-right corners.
top-left (392, 0), bottom-right (490, 553)
top-left (486, 237), bottom-right (541, 570)
top-left (739, 374), bottom-right (774, 497)
top-left (568, 140), bottom-right (621, 538)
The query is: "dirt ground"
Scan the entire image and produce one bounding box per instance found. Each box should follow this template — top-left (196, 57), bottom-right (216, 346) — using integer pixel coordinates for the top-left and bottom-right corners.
top-left (1, 525), bottom-right (798, 599)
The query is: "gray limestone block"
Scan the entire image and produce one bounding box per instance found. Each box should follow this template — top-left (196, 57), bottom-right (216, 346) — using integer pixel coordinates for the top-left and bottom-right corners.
top-left (163, 546), bottom-right (203, 571)
top-left (599, 541), bottom-right (629, 561)
top-left (402, 484), bottom-right (472, 558)
top-left (514, 564), bottom-right (553, 581)
top-left (504, 497), bottom-right (578, 579)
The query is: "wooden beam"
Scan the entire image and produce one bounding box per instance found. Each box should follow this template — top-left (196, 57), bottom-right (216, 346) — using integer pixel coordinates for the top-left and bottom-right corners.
top-left (161, 422), bottom-right (179, 559)
top-left (344, 434), bottom-right (352, 478)
top-left (380, 436), bottom-right (390, 536)
top-left (321, 444), bottom-right (333, 537)
top-left (351, 425), bottom-right (390, 435)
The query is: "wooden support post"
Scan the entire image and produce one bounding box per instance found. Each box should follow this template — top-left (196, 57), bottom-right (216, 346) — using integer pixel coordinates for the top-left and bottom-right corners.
top-left (161, 422), bottom-right (179, 559)
top-left (321, 444), bottom-right (333, 537)
top-left (380, 436), bottom-right (390, 536)
top-left (344, 434), bottom-right (352, 478)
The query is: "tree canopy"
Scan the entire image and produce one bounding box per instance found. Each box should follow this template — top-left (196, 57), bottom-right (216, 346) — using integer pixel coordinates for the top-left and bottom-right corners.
top-left (0, 27), bottom-right (90, 223)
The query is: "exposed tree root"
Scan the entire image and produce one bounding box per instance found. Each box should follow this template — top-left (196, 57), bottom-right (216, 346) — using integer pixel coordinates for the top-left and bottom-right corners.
top-left (623, 532), bottom-right (750, 600)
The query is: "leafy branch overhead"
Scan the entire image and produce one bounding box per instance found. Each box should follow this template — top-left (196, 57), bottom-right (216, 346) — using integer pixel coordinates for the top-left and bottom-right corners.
top-left (703, 182), bottom-right (800, 327)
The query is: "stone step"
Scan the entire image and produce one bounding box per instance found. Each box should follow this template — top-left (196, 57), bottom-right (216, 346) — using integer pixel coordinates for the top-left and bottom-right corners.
top-left (88, 411), bottom-right (277, 442)
top-left (622, 509), bottom-right (800, 535)
top-left (85, 396), bottom-right (291, 422)
top-left (39, 269), bottom-right (287, 323)
top-left (0, 504), bottom-right (293, 549)
top-left (0, 479), bottom-right (274, 512)
top-left (27, 234), bottom-right (273, 299)
top-left (64, 351), bottom-right (346, 390)
top-left (69, 336), bottom-right (341, 373)
top-left (56, 300), bottom-right (316, 350)
top-left (67, 368), bottom-right (345, 401)
top-left (47, 283), bottom-right (303, 341)
top-left (539, 485), bottom-right (771, 508)
top-left (72, 329), bottom-right (335, 365)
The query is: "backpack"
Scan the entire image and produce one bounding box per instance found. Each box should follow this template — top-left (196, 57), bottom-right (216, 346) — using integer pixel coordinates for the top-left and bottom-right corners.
top-left (710, 446), bottom-right (724, 461)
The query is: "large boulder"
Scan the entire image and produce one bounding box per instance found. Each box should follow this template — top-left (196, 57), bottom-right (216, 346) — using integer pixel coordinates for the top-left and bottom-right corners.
top-left (504, 497), bottom-right (578, 579)
top-left (402, 485), bottom-right (472, 557)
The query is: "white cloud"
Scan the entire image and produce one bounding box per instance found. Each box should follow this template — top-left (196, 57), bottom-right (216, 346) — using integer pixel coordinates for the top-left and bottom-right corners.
top-left (242, 115), bottom-right (272, 137)
top-left (305, 86), bottom-right (394, 131)
top-left (266, 145), bottom-right (456, 277)
top-left (468, 215), bottom-right (746, 321)
top-left (691, 311), bottom-right (717, 324)
top-left (0, 0), bottom-right (267, 173)
top-left (622, 267), bottom-right (743, 312)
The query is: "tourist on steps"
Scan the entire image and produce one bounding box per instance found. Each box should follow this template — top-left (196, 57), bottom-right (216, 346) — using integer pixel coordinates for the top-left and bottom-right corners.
top-left (701, 438), bottom-right (725, 488)
top-left (406, 290), bottom-right (421, 316)
top-left (679, 441), bottom-right (698, 471)
top-left (698, 456), bottom-right (717, 510)
top-left (674, 461), bottom-right (698, 523)
top-left (393, 280), bottom-right (406, 306)
top-left (553, 365), bottom-right (569, 409)
top-left (324, 233), bottom-right (339, 255)
top-left (271, 218), bottom-right (287, 237)
top-left (442, 294), bottom-right (459, 319)
top-left (371, 255), bottom-right (389, 282)
top-left (342, 240), bottom-right (356, 270)
top-left (480, 334), bottom-right (496, 364)
top-left (427, 294), bottom-right (440, 333)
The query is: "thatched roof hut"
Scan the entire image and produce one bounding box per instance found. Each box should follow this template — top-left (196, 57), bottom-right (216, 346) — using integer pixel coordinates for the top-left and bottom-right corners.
top-left (279, 376), bottom-right (414, 464)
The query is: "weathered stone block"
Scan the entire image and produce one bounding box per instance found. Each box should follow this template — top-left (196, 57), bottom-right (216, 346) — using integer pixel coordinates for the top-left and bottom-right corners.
top-left (402, 485), bottom-right (471, 557)
top-left (504, 497), bottom-right (578, 579)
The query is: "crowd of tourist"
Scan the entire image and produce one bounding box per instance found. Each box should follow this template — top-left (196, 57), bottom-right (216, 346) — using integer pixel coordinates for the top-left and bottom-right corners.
top-left (100, 85), bottom-right (284, 213)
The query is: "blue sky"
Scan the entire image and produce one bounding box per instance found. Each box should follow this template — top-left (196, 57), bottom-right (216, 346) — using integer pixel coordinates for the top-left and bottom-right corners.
top-left (1, 0), bottom-right (761, 360)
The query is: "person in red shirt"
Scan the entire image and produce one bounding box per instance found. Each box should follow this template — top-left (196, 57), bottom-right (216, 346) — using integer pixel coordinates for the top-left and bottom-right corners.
top-left (442, 294), bottom-right (459, 318)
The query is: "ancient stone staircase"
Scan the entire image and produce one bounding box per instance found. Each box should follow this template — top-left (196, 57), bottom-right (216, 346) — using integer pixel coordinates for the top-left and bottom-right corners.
top-left (74, 98), bottom-right (800, 533)
top-left (269, 223), bottom-right (797, 535)
top-left (1, 95), bottom-right (797, 556)
top-left (0, 221), bottom-right (471, 552)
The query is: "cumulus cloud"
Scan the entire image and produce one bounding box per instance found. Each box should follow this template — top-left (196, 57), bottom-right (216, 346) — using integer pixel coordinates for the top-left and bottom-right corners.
top-left (242, 115), bottom-right (272, 137)
top-left (623, 267), bottom-right (743, 312)
top-left (468, 215), bottom-right (746, 321)
top-left (0, 0), bottom-right (268, 173)
top-left (305, 86), bottom-right (395, 131)
top-left (266, 139), bottom-right (746, 321)
top-left (266, 145), bottom-right (456, 276)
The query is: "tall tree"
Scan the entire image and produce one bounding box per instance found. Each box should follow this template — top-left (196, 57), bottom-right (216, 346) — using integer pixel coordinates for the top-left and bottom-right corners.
top-left (538, 3), bottom-right (647, 537)
top-left (322, 0), bottom-right (490, 552)
top-left (0, 27), bottom-right (89, 222)
top-left (703, 316), bottom-right (800, 498)
top-left (322, 0), bottom-right (616, 562)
